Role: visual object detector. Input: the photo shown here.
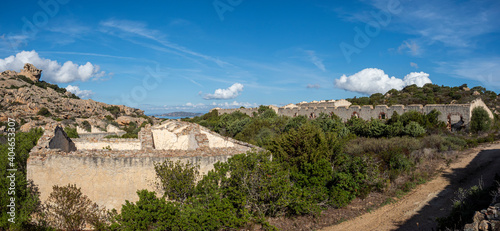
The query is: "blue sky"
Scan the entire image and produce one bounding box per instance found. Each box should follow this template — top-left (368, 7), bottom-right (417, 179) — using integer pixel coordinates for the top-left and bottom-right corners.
top-left (1, 0), bottom-right (499, 114)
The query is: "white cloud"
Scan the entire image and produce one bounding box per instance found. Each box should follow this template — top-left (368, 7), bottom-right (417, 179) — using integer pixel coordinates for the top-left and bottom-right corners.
top-left (0, 50), bottom-right (106, 83)
top-left (334, 68), bottom-right (432, 95)
top-left (203, 83), bottom-right (244, 100)
top-left (65, 85), bottom-right (94, 98)
top-left (398, 40), bottom-right (421, 56)
top-left (410, 62), bottom-right (419, 69)
top-left (305, 50), bottom-right (326, 72)
top-left (403, 72), bottom-right (432, 87)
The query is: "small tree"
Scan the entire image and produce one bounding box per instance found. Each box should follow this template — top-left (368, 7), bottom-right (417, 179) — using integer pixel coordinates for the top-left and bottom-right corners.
top-left (470, 107), bottom-right (492, 133)
top-left (154, 160), bottom-right (199, 202)
top-left (44, 184), bottom-right (107, 231)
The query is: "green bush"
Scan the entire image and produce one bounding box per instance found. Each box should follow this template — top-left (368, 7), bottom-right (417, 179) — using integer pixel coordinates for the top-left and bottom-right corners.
top-left (43, 184), bottom-right (108, 231)
top-left (81, 121), bottom-right (91, 133)
top-left (330, 153), bottom-right (380, 207)
top-left (154, 160), bottom-right (199, 202)
top-left (104, 115), bottom-right (114, 121)
top-left (37, 107), bottom-right (52, 117)
top-left (16, 75), bottom-right (34, 84)
top-left (63, 127), bottom-right (79, 138)
top-left (103, 106), bottom-right (121, 118)
top-left (470, 107), bottom-right (492, 133)
top-left (403, 121), bottom-right (426, 137)
top-left (0, 128), bottom-right (45, 230)
top-left (110, 190), bottom-right (179, 230)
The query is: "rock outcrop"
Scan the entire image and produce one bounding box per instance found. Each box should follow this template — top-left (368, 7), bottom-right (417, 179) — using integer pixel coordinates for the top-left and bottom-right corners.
top-left (1, 63), bottom-right (42, 82)
top-left (0, 64), bottom-right (145, 127)
top-left (19, 63), bottom-right (42, 82)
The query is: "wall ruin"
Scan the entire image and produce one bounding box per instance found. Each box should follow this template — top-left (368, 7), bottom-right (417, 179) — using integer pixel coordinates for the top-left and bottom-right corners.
top-left (28, 121), bottom-right (258, 211)
top-left (213, 98), bottom-right (494, 126)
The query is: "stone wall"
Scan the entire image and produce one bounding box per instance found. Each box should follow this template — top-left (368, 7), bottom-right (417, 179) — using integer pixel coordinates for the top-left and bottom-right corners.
top-left (214, 99), bottom-right (494, 126)
top-left (76, 124), bottom-right (126, 139)
top-left (28, 121), bottom-right (258, 211)
top-left (27, 149), bottom-right (238, 210)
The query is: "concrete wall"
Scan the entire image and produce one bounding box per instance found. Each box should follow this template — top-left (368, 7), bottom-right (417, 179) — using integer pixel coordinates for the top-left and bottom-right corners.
top-left (27, 151), bottom-right (233, 210)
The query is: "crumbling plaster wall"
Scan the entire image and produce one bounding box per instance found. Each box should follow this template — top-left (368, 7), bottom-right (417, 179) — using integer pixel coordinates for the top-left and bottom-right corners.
top-left (27, 151), bottom-right (235, 210)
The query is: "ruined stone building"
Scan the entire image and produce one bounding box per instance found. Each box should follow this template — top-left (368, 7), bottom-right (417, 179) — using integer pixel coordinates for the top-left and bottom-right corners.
top-left (28, 120), bottom-right (257, 210)
top-left (213, 98), bottom-right (494, 128)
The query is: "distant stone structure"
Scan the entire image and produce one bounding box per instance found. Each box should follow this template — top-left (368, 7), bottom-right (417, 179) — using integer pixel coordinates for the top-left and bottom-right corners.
top-left (76, 124), bottom-right (126, 138)
top-left (28, 120), bottom-right (258, 210)
top-left (212, 98), bottom-right (494, 128)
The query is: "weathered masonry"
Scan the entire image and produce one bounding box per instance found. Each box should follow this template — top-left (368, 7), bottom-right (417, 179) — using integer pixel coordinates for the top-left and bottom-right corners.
top-left (213, 98), bottom-right (494, 127)
top-left (27, 120), bottom-right (258, 210)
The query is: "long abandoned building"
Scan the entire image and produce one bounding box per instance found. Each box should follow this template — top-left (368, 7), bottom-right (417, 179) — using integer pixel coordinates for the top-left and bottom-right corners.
top-left (212, 98), bottom-right (494, 127)
top-left (27, 120), bottom-right (258, 210)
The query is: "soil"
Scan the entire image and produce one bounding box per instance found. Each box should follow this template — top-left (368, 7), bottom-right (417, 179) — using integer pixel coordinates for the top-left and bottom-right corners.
top-left (267, 142), bottom-right (500, 231)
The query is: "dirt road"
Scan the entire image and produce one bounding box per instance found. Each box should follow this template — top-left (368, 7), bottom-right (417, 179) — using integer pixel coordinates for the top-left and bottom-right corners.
top-left (321, 142), bottom-right (500, 231)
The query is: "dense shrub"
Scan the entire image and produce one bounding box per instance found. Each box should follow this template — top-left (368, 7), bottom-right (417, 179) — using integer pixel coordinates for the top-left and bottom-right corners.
top-left (154, 160), bottom-right (198, 202)
top-left (403, 121), bottom-right (426, 137)
top-left (43, 184), bottom-right (108, 231)
top-left (470, 107), bottom-right (492, 133)
top-left (103, 106), bottom-right (121, 118)
top-left (63, 127), bottom-right (79, 138)
top-left (0, 129), bottom-right (45, 230)
top-left (37, 107), bottom-right (52, 117)
top-left (110, 190), bottom-right (179, 230)
top-left (81, 121), bottom-right (91, 133)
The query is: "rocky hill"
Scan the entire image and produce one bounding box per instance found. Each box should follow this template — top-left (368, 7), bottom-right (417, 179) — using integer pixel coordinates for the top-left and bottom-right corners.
top-left (0, 63), bottom-right (146, 131)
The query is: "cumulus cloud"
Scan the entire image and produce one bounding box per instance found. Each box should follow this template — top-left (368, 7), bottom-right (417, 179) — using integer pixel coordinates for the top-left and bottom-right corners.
top-left (403, 72), bottom-right (432, 87)
top-left (65, 85), bottom-right (94, 98)
top-left (306, 84), bottom-right (321, 89)
top-left (203, 83), bottom-right (244, 100)
top-left (334, 68), bottom-right (432, 95)
top-left (0, 50), bottom-right (106, 83)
